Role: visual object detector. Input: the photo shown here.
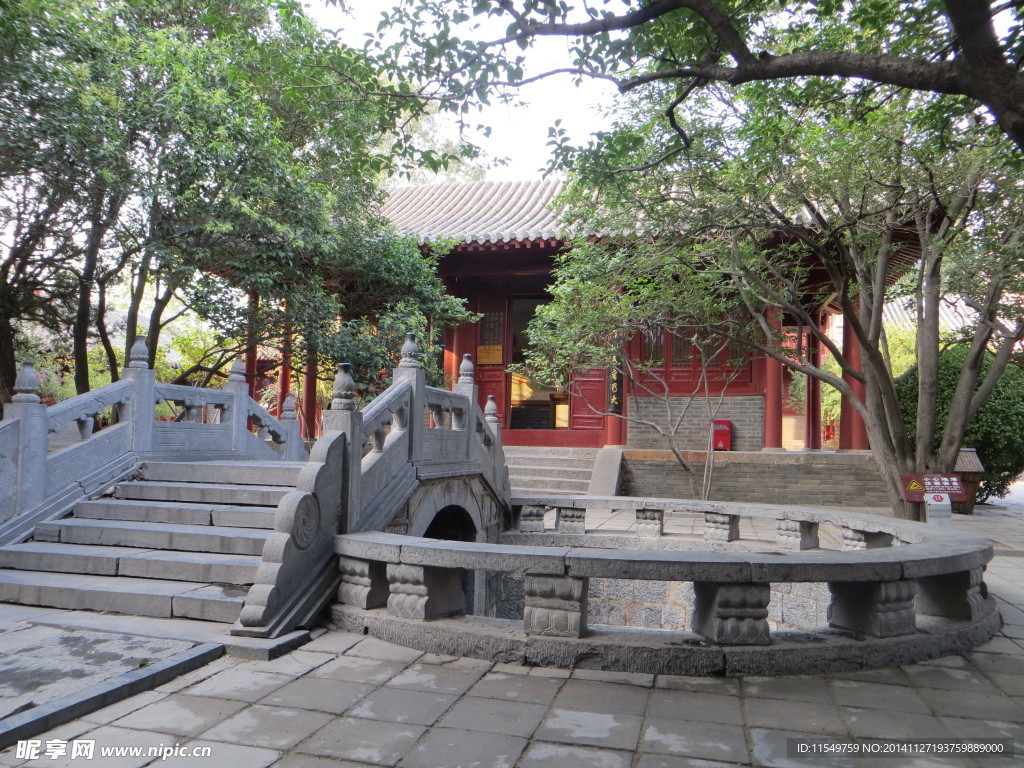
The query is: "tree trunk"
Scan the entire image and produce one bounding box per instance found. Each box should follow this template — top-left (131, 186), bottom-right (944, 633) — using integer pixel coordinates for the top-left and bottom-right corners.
top-left (124, 249), bottom-right (152, 362)
top-left (144, 276), bottom-right (180, 369)
top-left (0, 314), bottom-right (16, 404)
top-left (95, 279), bottom-right (119, 383)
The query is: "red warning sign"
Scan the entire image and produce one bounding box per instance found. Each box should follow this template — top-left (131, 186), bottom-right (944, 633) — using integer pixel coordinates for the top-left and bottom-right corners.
top-left (901, 474), bottom-right (966, 502)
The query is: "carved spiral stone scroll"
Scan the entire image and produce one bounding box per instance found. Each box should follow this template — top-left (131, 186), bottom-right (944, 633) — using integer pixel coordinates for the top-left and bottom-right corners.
top-left (276, 491), bottom-right (320, 551)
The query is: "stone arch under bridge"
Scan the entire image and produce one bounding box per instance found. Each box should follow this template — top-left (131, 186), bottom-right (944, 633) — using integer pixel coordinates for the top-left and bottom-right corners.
top-left (399, 476), bottom-right (508, 617)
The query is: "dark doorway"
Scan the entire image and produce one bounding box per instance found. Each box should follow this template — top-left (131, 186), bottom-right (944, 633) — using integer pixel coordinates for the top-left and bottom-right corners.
top-left (423, 505), bottom-right (479, 613)
top-left (423, 505), bottom-right (477, 542)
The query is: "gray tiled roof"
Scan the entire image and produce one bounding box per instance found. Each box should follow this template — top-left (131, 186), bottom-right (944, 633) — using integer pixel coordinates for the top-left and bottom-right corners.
top-left (382, 179), bottom-right (566, 244)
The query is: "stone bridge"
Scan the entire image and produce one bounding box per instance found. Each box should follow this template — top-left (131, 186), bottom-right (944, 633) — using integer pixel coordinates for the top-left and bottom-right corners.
top-left (0, 334), bottom-right (509, 640)
top-left (0, 334), bottom-right (1000, 674)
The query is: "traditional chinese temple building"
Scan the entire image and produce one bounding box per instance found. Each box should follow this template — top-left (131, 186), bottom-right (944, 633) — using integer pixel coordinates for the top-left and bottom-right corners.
top-left (382, 179), bottom-right (870, 455)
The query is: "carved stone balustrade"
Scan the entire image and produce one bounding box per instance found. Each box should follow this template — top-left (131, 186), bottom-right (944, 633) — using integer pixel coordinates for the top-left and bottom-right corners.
top-left (332, 495), bottom-right (999, 676)
top-left (828, 579), bottom-right (917, 637)
top-left (518, 505), bottom-right (546, 532)
top-left (776, 519), bottom-right (819, 550)
top-left (704, 511), bottom-right (740, 541)
top-left (636, 508), bottom-right (664, 537)
top-left (692, 582), bottom-right (771, 645)
top-left (524, 574), bottom-right (588, 638)
top-left (555, 507), bottom-right (586, 533)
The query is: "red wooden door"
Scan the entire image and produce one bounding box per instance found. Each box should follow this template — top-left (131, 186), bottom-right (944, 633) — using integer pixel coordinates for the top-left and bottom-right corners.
top-left (569, 368), bottom-right (607, 430)
top-left (472, 297), bottom-right (509, 428)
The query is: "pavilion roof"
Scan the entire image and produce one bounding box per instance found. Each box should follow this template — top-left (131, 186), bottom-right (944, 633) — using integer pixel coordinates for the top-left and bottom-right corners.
top-left (382, 179), bottom-right (566, 245)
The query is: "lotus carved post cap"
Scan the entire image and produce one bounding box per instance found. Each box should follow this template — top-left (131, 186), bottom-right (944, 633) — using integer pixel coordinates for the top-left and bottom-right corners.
top-left (399, 332), bottom-right (421, 368)
top-left (281, 391), bottom-right (298, 420)
top-left (12, 361), bottom-right (41, 403)
top-left (228, 356), bottom-right (246, 382)
top-left (128, 337), bottom-right (150, 368)
top-left (458, 354), bottom-right (475, 383)
top-left (485, 394), bottom-right (499, 423)
top-left (332, 362), bottom-right (357, 411)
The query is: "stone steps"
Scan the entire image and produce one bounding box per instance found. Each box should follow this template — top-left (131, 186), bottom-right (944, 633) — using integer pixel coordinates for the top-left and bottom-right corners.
top-left (74, 498), bottom-right (277, 529)
top-left (510, 475), bottom-right (591, 492)
top-left (0, 459), bottom-right (298, 626)
top-left (140, 460), bottom-right (306, 487)
top-left (0, 542), bottom-right (260, 584)
top-left (113, 480), bottom-right (291, 507)
top-left (33, 518), bottom-right (270, 556)
top-left (504, 447), bottom-right (598, 496)
top-left (503, 464), bottom-right (594, 480)
top-left (0, 569), bottom-right (246, 623)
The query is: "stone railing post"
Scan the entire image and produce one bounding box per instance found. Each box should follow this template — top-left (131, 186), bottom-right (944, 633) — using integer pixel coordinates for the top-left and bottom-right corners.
top-left (484, 394), bottom-right (501, 445)
top-left (3, 361), bottom-right (48, 516)
top-left (524, 574), bottom-right (588, 638)
top-left (636, 508), bottom-right (664, 537)
top-left (386, 563), bottom-right (465, 620)
top-left (916, 568), bottom-right (988, 620)
top-left (120, 338), bottom-right (155, 455)
top-left (452, 354), bottom-right (477, 459)
top-left (704, 511), bottom-right (739, 542)
top-left (393, 333), bottom-right (426, 463)
top-left (776, 519), bottom-right (819, 550)
top-left (828, 579), bottom-right (916, 637)
top-left (518, 505), bottom-right (546, 532)
top-left (221, 357), bottom-right (251, 451)
top-left (692, 582), bottom-right (771, 645)
top-left (278, 392), bottom-right (306, 461)
top-left (322, 363), bottom-right (362, 534)
top-left (338, 556), bottom-right (388, 609)
top-left (555, 506), bottom-right (586, 533)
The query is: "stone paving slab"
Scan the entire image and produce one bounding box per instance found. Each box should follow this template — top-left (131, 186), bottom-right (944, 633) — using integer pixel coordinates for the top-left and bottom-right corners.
top-left (1, 482), bottom-right (1023, 767)
top-left (0, 625), bottom-right (194, 720)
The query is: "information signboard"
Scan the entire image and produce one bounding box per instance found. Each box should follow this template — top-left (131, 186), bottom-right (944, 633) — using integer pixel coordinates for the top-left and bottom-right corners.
top-left (900, 474), bottom-right (966, 502)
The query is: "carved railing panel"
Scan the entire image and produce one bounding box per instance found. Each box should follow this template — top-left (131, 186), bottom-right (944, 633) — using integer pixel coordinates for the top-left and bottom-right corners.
top-left (46, 379), bottom-right (133, 442)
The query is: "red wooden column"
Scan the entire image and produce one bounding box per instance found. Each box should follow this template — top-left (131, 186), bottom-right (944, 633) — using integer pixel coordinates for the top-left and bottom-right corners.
top-left (301, 347), bottom-right (318, 439)
top-left (605, 358), bottom-right (628, 447)
top-left (805, 320), bottom-right (822, 450)
top-left (244, 290), bottom-right (260, 400)
top-left (839, 319), bottom-right (870, 450)
top-left (763, 353), bottom-right (784, 450)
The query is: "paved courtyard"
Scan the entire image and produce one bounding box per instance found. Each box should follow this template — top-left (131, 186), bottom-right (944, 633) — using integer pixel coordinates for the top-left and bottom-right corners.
top-left (0, 484), bottom-right (1022, 768)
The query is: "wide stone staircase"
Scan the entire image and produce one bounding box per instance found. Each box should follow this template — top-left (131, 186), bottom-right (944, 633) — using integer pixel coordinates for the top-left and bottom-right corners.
top-left (504, 446), bottom-right (597, 497)
top-left (0, 460), bottom-right (303, 625)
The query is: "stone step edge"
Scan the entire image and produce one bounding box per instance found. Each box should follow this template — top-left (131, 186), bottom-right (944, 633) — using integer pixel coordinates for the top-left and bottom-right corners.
top-left (39, 518), bottom-right (272, 539)
top-left (114, 480), bottom-right (294, 494)
top-left (0, 541), bottom-right (261, 571)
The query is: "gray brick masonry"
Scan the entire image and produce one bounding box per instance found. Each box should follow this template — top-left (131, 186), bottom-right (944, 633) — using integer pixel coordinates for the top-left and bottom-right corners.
top-left (621, 450), bottom-right (892, 508)
top-left (627, 395), bottom-right (764, 452)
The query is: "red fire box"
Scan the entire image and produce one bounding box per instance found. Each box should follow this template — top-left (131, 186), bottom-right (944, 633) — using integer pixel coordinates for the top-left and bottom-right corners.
top-left (712, 420), bottom-right (732, 451)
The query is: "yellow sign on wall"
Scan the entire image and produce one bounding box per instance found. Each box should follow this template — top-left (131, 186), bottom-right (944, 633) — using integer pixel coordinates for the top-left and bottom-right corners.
top-left (477, 345), bottom-right (503, 365)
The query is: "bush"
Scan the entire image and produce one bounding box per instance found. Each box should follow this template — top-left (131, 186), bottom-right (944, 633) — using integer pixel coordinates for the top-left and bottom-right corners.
top-left (896, 347), bottom-right (1024, 502)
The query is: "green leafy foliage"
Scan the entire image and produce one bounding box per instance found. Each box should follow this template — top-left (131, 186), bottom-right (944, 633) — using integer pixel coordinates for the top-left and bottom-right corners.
top-left (369, 1), bottom-right (1024, 157)
top-left (2, 0), bottom-right (471, 401)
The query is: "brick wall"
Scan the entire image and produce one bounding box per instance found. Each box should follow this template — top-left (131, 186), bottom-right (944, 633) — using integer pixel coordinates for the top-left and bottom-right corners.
top-left (621, 450), bottom-right (892, 508)
top-left (627, 395), bottom-right (764, 452)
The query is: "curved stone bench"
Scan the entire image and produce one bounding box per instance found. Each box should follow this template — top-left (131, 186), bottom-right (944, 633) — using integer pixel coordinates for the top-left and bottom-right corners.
top-left (331, 497), bottom-right (999, 676)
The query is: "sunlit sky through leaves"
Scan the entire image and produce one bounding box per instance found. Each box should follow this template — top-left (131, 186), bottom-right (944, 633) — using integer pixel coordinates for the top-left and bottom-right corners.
top-left (306, 1), bottom-right (617, 181)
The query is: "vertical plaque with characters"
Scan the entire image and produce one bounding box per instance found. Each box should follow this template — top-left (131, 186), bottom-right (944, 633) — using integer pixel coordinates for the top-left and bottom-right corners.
top-left (608, 355), bottom-right (623, 415)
